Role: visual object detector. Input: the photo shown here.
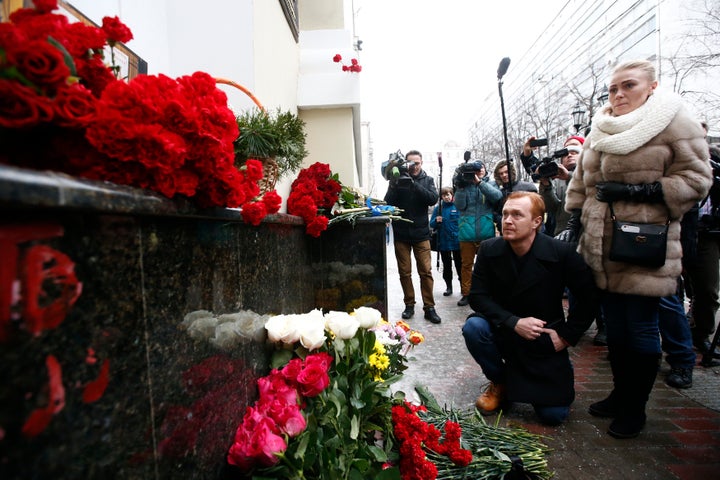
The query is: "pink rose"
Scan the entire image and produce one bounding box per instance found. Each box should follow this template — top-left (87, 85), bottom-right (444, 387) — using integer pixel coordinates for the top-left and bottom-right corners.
top-left (257, 371), bottom-right (297, 406)
top-left (266, 400), bottom-right (306, 437)
top-left (251, 417), bottom-right (287, 466)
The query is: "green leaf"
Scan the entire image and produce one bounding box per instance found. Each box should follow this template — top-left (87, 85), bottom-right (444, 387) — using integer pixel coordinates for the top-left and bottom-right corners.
top-left (46, 35), bottom-right (77, 77)
top-left (376, 467), bottom-right (402, 480)
top-left (270, 348), bottom-right (293, 369)
top-left (295, 431), bottom-right (310, 460)
top-left (367, 445), bottom-right (388, 462)
top-left (350, 414), bottom-right (359, 440)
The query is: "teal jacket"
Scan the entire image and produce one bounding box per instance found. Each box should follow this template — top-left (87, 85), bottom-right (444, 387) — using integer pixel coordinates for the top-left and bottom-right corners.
top-left (454, 179), bottom-right (502, 242)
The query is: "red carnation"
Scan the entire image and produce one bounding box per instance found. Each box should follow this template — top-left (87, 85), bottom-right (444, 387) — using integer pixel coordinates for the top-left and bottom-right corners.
top-left (101, 16), bottom-right (133, 45)
top-left (241, 201), bottom-right (268, 226)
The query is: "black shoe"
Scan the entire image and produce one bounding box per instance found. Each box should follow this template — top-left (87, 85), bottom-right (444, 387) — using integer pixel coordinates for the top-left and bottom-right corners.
top-left (665, 367), bottom-right (693, 389)
top-left (457, 296), bottom-right (469, 306)
top-left (588, 393), bottom-right (620, 418)
top-left (608, 413), bottom-right (646, 439)
top-left (424, 307), bottom-right (441, 324)
top-left (694, 338), bottom-right (720, 358)
top-left (443, 287), bottom-right (453, 296)
top-left (401, 306), bottom-right (414, 319)
top-left (593, 328), bottom-right (608, 346)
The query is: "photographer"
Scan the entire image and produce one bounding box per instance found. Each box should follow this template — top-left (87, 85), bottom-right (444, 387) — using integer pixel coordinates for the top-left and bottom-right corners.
top-left (384, 150), bottom-right (442, 324)
top-left (454, 160), bottom-right (503, 306)
top-left (521, 135), bottom-right (585, 236)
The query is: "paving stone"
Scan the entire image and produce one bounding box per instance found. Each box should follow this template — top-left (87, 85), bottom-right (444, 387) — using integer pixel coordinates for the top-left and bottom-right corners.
top-left (386, 244), bottom-right (720, 478)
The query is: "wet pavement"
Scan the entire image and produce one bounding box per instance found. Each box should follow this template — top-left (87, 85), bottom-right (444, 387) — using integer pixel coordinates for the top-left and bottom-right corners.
top-left (386, 244), bottom-right (720, 479)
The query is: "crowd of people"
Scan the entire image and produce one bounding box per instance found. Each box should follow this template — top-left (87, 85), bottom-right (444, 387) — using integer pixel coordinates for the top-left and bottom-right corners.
top-left (383, 59), bottom-right (718, 439)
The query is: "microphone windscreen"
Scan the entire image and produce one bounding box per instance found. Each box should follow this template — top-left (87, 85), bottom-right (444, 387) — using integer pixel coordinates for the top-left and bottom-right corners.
top-left (463, 151), bottom-right (471, 161)
top-left (497, 57), bottom-right (511, 78)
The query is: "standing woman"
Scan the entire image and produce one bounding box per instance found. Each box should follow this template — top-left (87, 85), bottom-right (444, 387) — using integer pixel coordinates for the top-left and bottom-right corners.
top-left (560, 60), bottom-right (712, 439)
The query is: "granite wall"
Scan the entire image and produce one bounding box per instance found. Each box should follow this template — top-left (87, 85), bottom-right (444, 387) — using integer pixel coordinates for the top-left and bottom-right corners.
top-left (0, 165), bottom-right (388, 479)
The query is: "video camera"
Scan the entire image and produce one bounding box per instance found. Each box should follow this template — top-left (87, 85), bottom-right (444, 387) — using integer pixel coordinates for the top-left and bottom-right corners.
top-left (381, 150), bottom-right (413, 188)
top-left (536, 148), bottom-right (569, 179)
top-left (454, 161), bottom-right (485, 188)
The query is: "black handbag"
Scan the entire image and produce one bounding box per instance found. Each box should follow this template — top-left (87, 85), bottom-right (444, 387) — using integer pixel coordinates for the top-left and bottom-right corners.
top-left (608, 203), bottom-right (669, 268)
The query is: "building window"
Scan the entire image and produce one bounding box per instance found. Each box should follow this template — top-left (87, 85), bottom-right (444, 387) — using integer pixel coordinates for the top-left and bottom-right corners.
top-left (279, 0), bottom-right (299, 42)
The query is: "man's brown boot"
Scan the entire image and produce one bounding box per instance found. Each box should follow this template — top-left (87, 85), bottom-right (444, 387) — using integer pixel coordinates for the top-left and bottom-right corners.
top-left (475, 383), bottom-right (506, 414)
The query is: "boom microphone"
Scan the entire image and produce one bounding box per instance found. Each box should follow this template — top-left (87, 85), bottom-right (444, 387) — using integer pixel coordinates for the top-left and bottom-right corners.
top-left (497, 57), bottom-right (511, 79)
top-left (463, 151), bottom-right (471, 162)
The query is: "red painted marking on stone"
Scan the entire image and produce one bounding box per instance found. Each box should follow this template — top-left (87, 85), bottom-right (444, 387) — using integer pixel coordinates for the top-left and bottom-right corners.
top-left (82, 358), bottom-right (110, 403)
top-left (21, 355), bottom-right (65, 437)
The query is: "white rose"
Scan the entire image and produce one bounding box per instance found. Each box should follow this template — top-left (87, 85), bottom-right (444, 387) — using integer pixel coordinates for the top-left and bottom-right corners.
top-left (325, 310), bottom-right (360, 340)
top-left (298, 313), bottom-right (327, 350)
top-left (353, 307), bottom-right (382, 329)
top-left (265, 314), bottom-right (300, 345)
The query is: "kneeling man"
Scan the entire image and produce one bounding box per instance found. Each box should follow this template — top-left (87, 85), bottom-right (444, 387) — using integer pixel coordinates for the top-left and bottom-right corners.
top-left (462, 192), bottom-right (599, 425)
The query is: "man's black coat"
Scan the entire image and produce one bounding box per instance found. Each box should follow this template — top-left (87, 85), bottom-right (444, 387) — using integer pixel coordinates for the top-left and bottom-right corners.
top-left (468, 233), bottom-right (599, 405)
top-left (384, 170), bottom-right (438, 243)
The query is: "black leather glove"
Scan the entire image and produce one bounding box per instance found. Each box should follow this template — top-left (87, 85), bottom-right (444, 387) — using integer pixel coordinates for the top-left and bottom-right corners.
top-left (555, 209), bottom-right (582, 243)
top-left (595, 181), bottom-right (663, 203)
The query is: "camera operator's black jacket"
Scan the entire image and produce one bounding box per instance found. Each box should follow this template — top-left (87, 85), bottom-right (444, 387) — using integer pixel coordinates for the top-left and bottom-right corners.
top-left (468, 233), bottom-right (599, 406)
top-left (384, 170), bottom-right (439, 243)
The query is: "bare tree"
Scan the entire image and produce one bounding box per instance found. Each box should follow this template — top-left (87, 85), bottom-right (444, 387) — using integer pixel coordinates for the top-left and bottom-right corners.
top-left (662, 0), bottom-right (720, 127)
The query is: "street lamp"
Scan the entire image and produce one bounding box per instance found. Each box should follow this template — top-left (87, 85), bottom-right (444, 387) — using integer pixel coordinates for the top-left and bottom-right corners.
top-left (571, 102), bottom-right (586, 134)
top-left (597, 84), bottom-right (609, 105)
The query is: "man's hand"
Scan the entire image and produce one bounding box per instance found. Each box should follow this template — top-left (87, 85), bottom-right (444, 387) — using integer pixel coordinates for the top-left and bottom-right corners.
top-left (514, 317), bottom-right (546, 340)
top-left (523, 136), bottom-right (537, 157)
top-left (554, 164), bottom-right (570, 181)
top-left (541, 328), bottom-right (569, 352)
top-left (435, 216), bottom-right (443, 223)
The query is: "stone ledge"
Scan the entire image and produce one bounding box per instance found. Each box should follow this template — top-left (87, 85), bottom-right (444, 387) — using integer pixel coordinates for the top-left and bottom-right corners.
top-left (0, 164), bottom-right (302, 223)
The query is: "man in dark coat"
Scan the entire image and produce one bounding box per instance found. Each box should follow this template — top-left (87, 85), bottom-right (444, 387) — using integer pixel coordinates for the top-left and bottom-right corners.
top-left (385, 150), bottom-right (441, 323)
top-left (462, 191), bottom-right (599, 425)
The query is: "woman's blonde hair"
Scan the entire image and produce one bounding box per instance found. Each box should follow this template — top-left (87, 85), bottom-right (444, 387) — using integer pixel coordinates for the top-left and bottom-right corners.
top-left (613, 59), bottom-right (656, 82)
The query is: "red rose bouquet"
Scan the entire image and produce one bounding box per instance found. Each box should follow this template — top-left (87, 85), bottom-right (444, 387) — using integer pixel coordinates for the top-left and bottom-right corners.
top-left (287, 162), bottom-right (342, 237)
top-left (0, 0), bottom-right (278, 222)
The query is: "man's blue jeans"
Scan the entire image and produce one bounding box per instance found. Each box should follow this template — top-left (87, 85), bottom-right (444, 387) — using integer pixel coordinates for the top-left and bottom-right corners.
top-left (658, 295), bottom-right (696, 369)
top-left (462, 315), bottom-right (570, 425)
top-left (602, 292), bottom-right (661, 354)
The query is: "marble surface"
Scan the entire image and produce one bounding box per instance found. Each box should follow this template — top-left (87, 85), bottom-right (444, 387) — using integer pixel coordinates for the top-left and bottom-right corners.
top-left (0, 166), bottom-right (388, 478)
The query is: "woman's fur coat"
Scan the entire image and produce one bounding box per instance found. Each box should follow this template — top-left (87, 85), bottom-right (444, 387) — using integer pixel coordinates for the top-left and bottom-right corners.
top-left (565, 89), bottom-right (712, 297)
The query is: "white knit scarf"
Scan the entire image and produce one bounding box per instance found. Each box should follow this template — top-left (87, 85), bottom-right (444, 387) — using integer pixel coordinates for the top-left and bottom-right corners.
top-left (589, 89), bottom-right (682, 155)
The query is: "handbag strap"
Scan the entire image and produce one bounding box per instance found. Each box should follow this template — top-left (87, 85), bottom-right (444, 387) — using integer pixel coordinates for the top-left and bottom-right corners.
top-left (608, 202), bottom-right (670, 225)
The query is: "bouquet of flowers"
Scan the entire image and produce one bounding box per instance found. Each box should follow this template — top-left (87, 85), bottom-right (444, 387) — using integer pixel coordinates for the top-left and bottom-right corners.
top-left (225, 306), bottom-right (553, 480)
top-left (287, 163), bottom-right (408, 236)
top-left (0, 0), bottom-right (280, 223)
top-left (227, 307), bottom-right (424, 479)
top-left (330, 184), bottom-right (408, 226)
top-left (287, 162), bottom-right (342, 237)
